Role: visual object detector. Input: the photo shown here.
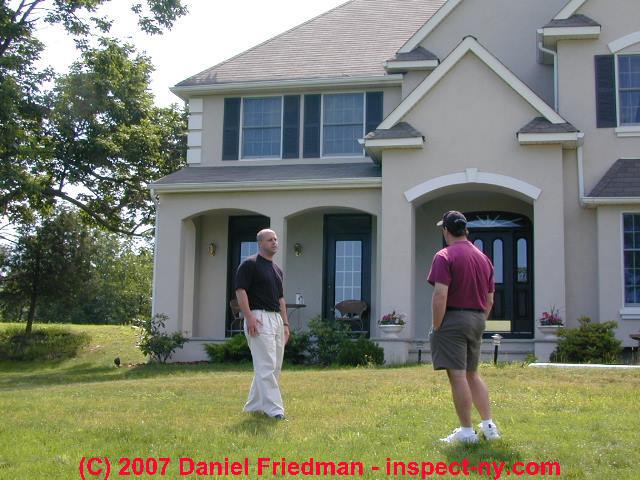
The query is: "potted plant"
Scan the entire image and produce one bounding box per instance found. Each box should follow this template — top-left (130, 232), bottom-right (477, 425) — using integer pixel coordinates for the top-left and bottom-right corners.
top-left (537, 306), bottom-right (563, 339)
top-left (378, 311), bottom-right (406, 338)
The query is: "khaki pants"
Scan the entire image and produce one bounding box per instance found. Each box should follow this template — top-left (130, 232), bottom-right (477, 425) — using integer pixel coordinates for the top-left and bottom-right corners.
top-left (243, 310), bottom-right (285, 416)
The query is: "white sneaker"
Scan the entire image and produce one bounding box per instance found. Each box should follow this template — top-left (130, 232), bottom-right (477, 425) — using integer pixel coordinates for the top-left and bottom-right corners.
top-left (439, 427), bottom-right (479, 444)
top-left (478, 422), bottom-right (501, 441)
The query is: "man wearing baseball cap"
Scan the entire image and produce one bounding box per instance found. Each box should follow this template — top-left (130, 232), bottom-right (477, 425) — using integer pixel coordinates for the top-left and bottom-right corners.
top-left (427, 211), bottom-right (501, 444)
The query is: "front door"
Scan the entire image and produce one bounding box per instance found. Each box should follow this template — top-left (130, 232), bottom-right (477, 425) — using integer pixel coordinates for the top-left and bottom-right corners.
top-left (466, 212), bottom-right (533, 338)
top-left (226, 215), bottom-right (270, 336)
top-left (323, 214), bottom-right (372, 334)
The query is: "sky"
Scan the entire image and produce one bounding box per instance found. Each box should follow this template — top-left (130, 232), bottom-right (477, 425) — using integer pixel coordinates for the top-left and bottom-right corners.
top-left (36, 0), bottom-right (348, 107)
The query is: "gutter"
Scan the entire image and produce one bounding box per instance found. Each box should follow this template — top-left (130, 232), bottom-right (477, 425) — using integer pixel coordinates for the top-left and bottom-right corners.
top-left (537, 41), bottom-right (559, 111)
top-left (150, 188), bottom-right (159, 317)
top-left (149, 177), bottom-right (382, 193)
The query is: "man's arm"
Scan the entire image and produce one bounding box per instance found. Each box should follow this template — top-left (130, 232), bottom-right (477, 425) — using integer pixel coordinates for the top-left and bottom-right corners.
top-left (485, 292), bottom-right (494, 318)
top-left (279, 297), bottom-right (290, 344)
top-left (432, 282), bottom-right (449, 331)
top-left (236, 288), bottom-right (261, 336)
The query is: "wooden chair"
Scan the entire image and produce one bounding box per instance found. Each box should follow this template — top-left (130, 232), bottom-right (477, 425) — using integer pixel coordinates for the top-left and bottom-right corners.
top-left (334, 300), bottom-right (368, 333)
top-left (229, 298), bottom-right (244, 333)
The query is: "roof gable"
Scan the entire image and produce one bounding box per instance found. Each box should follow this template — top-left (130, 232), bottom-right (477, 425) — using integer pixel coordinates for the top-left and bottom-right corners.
top-left (398, 0), bottom-right (462, 54)
top-left (553, 0), bottom-right (588, 20)
top-left (175, 0), bottom-right (446, 88)
top-left (379, 36), bottom-right (567, 129)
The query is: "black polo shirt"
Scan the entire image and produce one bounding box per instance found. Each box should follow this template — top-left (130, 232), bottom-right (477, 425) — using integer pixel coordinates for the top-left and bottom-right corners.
top-left (235, 254), bottom-right (284, 312)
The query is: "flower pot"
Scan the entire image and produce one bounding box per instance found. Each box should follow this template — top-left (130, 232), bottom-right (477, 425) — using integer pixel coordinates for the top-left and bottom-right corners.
top-left (537, 324), bottom-right (561, 340)
top-left (379, 324), bottom-right (405, 338)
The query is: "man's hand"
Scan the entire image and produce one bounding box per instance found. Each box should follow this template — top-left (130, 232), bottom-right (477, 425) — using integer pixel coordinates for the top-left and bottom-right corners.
top-left (236, 288), bottom-right (261, 336)
top-left (245, 313), bottom-right (262, 336)
top-left (432, 282), bottom-right (449, 331)
top-left (284, 325), bottom-right (290, 344)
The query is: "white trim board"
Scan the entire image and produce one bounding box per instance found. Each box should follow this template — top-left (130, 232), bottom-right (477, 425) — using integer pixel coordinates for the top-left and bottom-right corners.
top-left (380, 37), bottom-right (566, 129)
top-left (150, 177), bottom-right (382, 193)
top-left (541, 26), bottom-right (600, 39)
top-left (399, 0), bottom-right (462, 54)
top-left (403, 169), bottom-right (541, 203)
top-left (363, 137), bottom-right (424, 148)
top-left (384, 60), bottom-right (439, 72)
top-left (553, 0), bottom-right (588, 20)
top-left (609, 31), bottom-right (640, 53)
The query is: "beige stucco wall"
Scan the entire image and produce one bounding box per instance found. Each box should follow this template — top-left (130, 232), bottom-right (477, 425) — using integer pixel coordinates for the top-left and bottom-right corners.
top-left (379, 50), bottom-right (566, 343)
top-left (193, 85), bottom-right (402, 167)
top-left (418, 0), bottom-right (566, 106)
top-left (597, 206), bottom-right (640, 347)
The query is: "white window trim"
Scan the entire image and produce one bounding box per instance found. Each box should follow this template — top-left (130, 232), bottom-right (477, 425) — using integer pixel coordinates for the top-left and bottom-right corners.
top-left (320, 91), bottom-right (367, 159)
top-left (621, 211), bottom-right (640, 309)
top-left (239, 95), bottom-right (284, 161)
top-left (615, 53), bottom-right (640, 133)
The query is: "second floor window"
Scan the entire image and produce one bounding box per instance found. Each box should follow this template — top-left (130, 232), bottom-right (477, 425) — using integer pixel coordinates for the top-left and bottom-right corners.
top-left (618, 55), bottom-right (640, 125)
top-left (323, 93), bottom-right (364, 156)
top-left (242, 97), bottom-right (282, 158)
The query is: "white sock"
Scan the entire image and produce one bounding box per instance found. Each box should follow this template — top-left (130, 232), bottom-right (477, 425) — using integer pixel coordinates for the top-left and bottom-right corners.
top-left (481, 419), bottom-right (495, 429)
top-left (460, 427), bottom-right (475, 435)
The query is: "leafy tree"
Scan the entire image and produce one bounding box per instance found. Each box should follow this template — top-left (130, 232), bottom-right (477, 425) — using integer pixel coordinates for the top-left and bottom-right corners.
top-left (1, 0), bottom-right (188, 235)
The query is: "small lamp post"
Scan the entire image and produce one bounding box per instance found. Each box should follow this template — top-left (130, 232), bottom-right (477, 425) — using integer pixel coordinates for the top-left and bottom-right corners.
top-left (415, 341), bottom-right (426, 363)
top-left (630, 331), bottom-right (640, 364)
top-left (491, 333), bottom-right (503, 365)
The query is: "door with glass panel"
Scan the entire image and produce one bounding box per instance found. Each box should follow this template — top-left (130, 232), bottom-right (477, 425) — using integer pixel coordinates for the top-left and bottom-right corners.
top-left (323, 215), bottom-right (372, 335)
top-left (226, 215), bottom-right (270, 336)
top-left (466, 212), bottom-right (533, 338)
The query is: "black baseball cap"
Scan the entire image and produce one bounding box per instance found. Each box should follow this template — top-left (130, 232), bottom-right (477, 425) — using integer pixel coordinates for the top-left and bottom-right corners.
top-left (436, 211), bottom-right (468, 231)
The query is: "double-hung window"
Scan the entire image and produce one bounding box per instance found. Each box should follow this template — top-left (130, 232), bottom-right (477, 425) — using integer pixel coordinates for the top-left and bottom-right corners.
top-left (322, 93), bottom-right (364, 156)
top-left (623, 213), bottom-right (640, 304)
top-left (618, 55), bottom-right (640, 125)
top-left (241, 96), bottom-right (282, 159)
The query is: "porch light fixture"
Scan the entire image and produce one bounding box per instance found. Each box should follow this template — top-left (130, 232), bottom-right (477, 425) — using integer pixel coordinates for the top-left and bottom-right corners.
top-left (208, 242), bottom-right (217, 256)
top-left (294, 242), bottom-right (303, 256)
top-left (491, 333), bottom-right (503, 365)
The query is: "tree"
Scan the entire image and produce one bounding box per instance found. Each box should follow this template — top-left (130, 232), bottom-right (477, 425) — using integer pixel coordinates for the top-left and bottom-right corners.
top-left (1, 0), bottom-right (188, 235)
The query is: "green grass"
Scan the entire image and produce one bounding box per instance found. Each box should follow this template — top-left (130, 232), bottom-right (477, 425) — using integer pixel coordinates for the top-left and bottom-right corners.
top-left (1, 323), bottom-right (639, 479)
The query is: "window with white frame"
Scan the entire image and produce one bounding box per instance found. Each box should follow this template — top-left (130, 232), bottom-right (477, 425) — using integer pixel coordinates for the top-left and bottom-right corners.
top-left (322, 93), bottom-right (364, 156)
top-left (241, 97), bottom-right (282, 158)
top-left (618, 55), bottom-right (640, 125)
top-left (623, 213), bottom-right (640, 304)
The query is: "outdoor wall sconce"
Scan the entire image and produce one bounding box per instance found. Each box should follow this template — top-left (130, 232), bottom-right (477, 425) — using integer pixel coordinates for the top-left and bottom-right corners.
top-left (294, 242), bottom-right (303, 256)
top-left (208, 242), bottom-right (217, 256)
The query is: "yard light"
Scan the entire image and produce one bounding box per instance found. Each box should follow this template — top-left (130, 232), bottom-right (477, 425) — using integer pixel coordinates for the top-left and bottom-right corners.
top-left (415, 341), bottom-right (426, 363)
top-left (630, 331), bottom-right (640, 364)
top-left (491, 334), bottom-right (503, 365)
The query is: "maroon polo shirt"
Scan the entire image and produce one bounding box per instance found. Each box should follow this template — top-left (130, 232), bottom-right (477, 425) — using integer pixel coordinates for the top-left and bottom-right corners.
top-left (427, 240), bottom-right (495, 311)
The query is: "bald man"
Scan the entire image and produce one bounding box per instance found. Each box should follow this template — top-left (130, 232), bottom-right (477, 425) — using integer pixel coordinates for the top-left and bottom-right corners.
top-left (235, 229), bottom-right (290, 420)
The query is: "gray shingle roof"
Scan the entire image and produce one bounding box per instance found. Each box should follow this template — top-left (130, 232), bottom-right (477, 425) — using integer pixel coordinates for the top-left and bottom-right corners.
top-left (543, 14), bottom-right (600, 28)
top-left (176, 0), bottom-right (446, 87)
top-left (518, 117), bottom-right (578, 134)
top-left (151, 162), bottom-right (382, 186)
top-left (365, 122), bottom-right (423, 140)
top-left (590, 159), bottom-right (640, 198)
top-left (387, 46), bottom-right (439, 63)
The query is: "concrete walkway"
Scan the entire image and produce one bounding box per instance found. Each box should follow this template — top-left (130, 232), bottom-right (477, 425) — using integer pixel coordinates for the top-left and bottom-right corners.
top-left (530, 362), bottom-right (640, 369)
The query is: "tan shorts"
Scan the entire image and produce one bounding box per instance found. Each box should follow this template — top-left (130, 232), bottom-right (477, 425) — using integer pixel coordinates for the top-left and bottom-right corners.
top-left (430, 310), bottom-right (486, 371)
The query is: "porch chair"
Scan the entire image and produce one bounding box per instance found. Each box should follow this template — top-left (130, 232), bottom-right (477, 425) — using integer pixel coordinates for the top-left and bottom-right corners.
top-left (334, 300), bottom-right (368, 333)
top-left (229, 298), bottom-right (244, 334)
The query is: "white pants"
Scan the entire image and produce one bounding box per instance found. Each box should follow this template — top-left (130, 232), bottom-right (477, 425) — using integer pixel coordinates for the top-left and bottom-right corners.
top-left (243, 310), bottom-right (285, 417)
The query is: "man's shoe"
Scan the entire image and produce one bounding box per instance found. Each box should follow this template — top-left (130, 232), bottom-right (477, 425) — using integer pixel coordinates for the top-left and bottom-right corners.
top-left (439, 428), bottom-right (478, 444)
top-left (478, 422), bottom-right (501, 441)
top-left (272, 414), bottom-right (286, 420)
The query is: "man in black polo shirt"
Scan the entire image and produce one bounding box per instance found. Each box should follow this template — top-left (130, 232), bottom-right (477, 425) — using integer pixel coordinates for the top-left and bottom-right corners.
top-left (235, 229), bottom-right (290, 419)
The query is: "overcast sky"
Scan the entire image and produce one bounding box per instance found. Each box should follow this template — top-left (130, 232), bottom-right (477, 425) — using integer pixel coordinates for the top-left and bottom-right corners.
top-left (36, 0), bottom-right (347, 107)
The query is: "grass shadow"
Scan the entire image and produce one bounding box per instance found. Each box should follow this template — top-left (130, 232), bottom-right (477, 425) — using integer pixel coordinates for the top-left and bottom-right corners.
top-left (441, 440), bottom-right (524, 475)
top-left (228, 413), bottom-right (283, 437)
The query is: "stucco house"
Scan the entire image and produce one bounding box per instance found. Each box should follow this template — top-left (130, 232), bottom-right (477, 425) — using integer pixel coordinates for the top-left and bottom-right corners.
top-left (150, 0), bottom-right (640, 363)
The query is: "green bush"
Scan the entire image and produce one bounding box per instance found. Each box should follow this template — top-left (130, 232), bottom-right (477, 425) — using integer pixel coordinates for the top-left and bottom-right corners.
top-left (307, 317), bottom-right (351, 366)
top-left (205, 334), bottom-right (251, 363)
top-left (552, 316), bottom-right (623, 364)
top-left (284, 330), bottom-right (311, 365)
top-left (0, 327), bottom-right (89, 361)
top-left (132, 313), bottom-right (187, 363)
top-left (337, 336), bottom-right (384, 366)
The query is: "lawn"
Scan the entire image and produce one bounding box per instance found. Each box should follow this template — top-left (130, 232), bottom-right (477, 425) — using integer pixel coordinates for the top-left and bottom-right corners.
top-left (0, 323), bottom-right (639, 479)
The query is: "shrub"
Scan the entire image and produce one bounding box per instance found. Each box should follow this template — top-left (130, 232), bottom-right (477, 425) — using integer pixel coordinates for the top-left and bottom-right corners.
top-left (205, 334), bottom-right (251, 363)
top-left (337, 336), bottom-right (384, 366)
top-left (132, 313), bottom-right (187, 363)
top-left (551, 316), bottom-right (623, 364)
top-left (0, 327), bottom-right (89, 361)
top-left (284, 330), bottom-right (311, 365)
top-left (307, 316), bottom-right (351, 366)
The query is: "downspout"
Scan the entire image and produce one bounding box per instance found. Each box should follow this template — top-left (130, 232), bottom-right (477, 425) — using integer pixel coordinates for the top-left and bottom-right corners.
top-left (538, 42), bottom-right (559, 112)
top-left (576, 133), bottom-right (587, 206)
top-left (150, 188), bottom-right (159, 317)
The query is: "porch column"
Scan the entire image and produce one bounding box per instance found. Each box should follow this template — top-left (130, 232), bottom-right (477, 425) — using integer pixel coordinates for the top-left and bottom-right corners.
top-left (533, 191), bottom-right (566, 361)
top-left (179, 218), bottom-right (197, 337)
top-left (269, 215), bottom-right (288, 276)
top-left (378, 195), bottom-right (416, 364)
